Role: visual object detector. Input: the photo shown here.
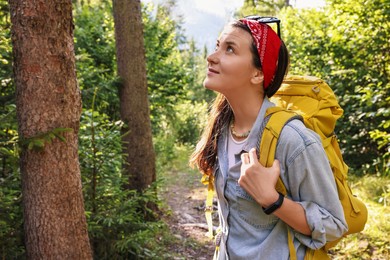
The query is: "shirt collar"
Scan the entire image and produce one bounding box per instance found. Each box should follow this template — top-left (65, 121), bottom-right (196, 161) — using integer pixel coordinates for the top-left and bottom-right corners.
top-left (218, 97), bottom-right (275, 171)
top-left (241, 97), bottom-right (275, 152)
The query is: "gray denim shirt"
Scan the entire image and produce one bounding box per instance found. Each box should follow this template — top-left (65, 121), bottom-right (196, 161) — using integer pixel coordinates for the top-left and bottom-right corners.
top-left (214, 98), bottom-right (348, 260)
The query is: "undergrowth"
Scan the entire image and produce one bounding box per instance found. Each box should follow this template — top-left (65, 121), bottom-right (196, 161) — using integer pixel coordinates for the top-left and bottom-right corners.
top-left (331, 175), bottom-right (390, 259)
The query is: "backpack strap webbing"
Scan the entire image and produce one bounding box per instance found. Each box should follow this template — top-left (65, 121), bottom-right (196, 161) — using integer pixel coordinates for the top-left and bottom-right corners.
top-left (260, 107), bottom-right (302, 196)
top-left (260, 107), bottom-right (302, 260)
top-left (202, 173), bottom-right (215, 239)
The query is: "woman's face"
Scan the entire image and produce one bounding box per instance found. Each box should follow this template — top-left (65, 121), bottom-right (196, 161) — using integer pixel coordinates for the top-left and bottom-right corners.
top-left (204, 25), bottom-right (262, 96)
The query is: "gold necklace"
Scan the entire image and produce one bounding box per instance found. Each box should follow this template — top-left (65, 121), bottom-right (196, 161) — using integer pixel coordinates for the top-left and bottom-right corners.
top-left (230, 120), bottom-right (251, 138)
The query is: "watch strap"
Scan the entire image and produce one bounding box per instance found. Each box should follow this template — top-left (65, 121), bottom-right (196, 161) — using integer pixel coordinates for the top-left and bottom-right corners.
top-left (262, 192), bottom-right (284, 215)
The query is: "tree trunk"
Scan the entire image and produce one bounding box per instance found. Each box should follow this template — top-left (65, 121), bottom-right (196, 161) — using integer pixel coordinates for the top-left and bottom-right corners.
top-left (112, 0), bottom-right (156, 191)
top-left (9, 0), bottom-right (92, 259)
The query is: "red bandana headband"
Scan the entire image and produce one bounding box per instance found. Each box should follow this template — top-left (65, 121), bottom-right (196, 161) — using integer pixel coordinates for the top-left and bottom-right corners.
top-left (239, 19), bottom-right (281, 90)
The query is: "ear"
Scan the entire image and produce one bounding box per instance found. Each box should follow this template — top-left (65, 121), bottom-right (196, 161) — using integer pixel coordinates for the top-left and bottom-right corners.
top-left (251, 69), bottom-right (263, 85)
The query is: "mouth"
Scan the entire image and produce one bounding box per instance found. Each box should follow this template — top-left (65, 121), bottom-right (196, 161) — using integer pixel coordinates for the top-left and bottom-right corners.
top-left (208, 67), bottom-right (220, 74)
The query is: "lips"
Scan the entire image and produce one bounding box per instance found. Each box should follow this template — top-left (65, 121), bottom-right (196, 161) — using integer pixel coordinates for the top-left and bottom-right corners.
top-left (208, 67), bottom-right (220, 74)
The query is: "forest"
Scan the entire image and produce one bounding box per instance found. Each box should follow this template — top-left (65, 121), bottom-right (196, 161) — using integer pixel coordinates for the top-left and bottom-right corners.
top-left (0, 0), bottom-right (389, 259)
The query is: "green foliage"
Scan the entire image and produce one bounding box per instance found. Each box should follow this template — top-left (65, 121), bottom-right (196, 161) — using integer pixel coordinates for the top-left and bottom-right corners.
top-left (183, 40), bottom-right (215, 103)
top-left (0, 108), bottom-right (23, 259)
top-left (325, 0), bottom-right (389, 175)
top-left (153, 100), bottom-right (208, 173)
top-left (0, 4), bottom-right (24, 257)
top-left (279, 0), bottom-right (389, 175)
top-left (153, 116), bottom-right (178, 173)
top-left (79, 107), bottom-right (170, 258)
top-left (174, 100), bottom-right (208, 145)
top-left (237, 0), bottom-right (291, 17)
top-left (79, 108), bottom-right (123, 201)
top-left (20, 128), bottom-right (73, 151)
top-left (142, 3), bottom-right (209, 171)
top-left (74, 2), bottom-right (119, 118)
top-left (113, 219), bottom-right (178, 259)
top-left (0, 2), bottom-right (13, 104)
top-left (143, 3), bottom-right (191, 134)
top-left (0, 170), bottom-right (24, 259)
top-left (279, 7), bottom-right (332, 77)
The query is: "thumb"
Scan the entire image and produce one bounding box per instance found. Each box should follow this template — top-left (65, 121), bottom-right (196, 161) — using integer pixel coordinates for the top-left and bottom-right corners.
top-left (248, 148), bottom-right (257, 163)
top-left (272, 160), bottom-right (280, 174)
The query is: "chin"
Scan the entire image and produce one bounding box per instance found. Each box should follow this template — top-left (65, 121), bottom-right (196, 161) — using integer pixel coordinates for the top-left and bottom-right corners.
top-left (203, 79), bottom-right (212, 90)
top-left (204, 85), bottom-right (217, 92)
top-left (203, 79), bottom-right (217, 90)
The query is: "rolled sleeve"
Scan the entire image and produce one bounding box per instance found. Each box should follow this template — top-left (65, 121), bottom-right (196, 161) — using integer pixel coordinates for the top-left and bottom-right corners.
top-left (295, 201), bottom-right (348, 249)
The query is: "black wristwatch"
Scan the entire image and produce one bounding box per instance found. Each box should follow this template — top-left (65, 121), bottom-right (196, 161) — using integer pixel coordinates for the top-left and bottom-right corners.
top-left (262, 192), bottom-right (284, 215)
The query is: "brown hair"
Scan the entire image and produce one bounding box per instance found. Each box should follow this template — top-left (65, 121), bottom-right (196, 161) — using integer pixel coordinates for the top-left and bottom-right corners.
top-left (189, 20), bottom-right (289, 176)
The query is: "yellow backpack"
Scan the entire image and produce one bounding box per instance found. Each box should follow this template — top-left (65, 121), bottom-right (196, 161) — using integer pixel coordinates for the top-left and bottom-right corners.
top-left (202, 75), bottom-right (368, 259)
top-left (264, 75), bottom-right (368, 259)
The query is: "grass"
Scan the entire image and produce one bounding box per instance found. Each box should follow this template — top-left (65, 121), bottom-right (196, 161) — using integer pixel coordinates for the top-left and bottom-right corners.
top-left (331, 175), bottom-right (390, 259)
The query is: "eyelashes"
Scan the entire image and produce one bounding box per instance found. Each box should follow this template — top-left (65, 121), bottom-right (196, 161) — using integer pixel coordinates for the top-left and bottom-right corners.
top-left (214, 44), bottom-right (235, 53)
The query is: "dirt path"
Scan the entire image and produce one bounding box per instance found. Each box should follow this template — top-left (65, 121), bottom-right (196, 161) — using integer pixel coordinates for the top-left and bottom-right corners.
top-left (160, 169), bottom-right (215, 259)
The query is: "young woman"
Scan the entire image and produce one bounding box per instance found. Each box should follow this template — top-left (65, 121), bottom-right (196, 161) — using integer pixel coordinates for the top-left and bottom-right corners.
top-left (190, 18), bottom-right (347, 259)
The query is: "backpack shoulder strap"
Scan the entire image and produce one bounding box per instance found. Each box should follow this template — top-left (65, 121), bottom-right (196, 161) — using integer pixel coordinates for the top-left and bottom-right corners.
top-left (202, 173), bottom-right (215, 239)
top-left (260, 107), bottom-right (302, 260)
top-left (260, 107), bottom-right (302, 195)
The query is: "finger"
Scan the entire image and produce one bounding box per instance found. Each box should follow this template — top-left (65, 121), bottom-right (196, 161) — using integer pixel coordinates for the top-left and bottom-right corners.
top-left (241, 152), bottom-right (249, 164)
top-left (272, 159), bottom-right (280, 169)
top-left (272, 159), bottom-right (281, 176)
top-left (248, 148), bottom-right (257, 163)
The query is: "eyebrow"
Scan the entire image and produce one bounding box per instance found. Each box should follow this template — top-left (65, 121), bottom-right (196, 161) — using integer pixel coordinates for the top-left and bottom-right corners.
top-left (225, 40), bottom-right (238, 46)
top-left (216, 39), bottom-right (239, 47)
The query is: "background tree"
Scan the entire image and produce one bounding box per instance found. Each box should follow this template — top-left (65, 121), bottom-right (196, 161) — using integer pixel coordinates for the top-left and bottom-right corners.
top-left (237, 0), bottom-right (291, 17)
top-left (112, 0), bottom-right (156, 192)
top-left (71, 1), bottom-right (205, 257)
top-left (8, 1), bottom-right (92, 258)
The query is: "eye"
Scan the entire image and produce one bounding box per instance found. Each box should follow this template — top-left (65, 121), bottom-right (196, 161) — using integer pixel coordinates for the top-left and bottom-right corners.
top-left (226, 45), bottom-right (234, 53)
top-left (214, 41), bottom-right (220, 51)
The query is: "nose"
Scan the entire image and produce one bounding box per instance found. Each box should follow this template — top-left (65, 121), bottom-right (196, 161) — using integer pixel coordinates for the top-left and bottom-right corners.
top-left (206, 49), bottom-right (219, 64)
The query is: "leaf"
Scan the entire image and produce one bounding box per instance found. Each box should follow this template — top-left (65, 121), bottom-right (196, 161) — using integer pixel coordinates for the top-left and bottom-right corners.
top-left (27, 141), bottom-right (34, 150)
top-left (34, 139), bottom-right (45, 148)
top-left (55, 134), bottom-right (66, 142)
top-left (0, 147), bottom-right (12, 156)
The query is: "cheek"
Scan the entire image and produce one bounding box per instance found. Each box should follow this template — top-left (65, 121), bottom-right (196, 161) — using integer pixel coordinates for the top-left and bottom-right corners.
top-left (223, 60), bottom-right (253, 82)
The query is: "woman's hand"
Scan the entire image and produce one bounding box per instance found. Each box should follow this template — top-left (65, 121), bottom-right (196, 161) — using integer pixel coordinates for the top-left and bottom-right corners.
top-left (239, 147), bottom-right (280, 207)
top-left (239, 148), bottom-right (311, 235)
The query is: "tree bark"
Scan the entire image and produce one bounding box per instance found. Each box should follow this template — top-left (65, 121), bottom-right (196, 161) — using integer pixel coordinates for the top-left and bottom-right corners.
top-left (9, 0), bottom-right (92, 259)
top-left (112, 0), bottom-right (156, 191)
